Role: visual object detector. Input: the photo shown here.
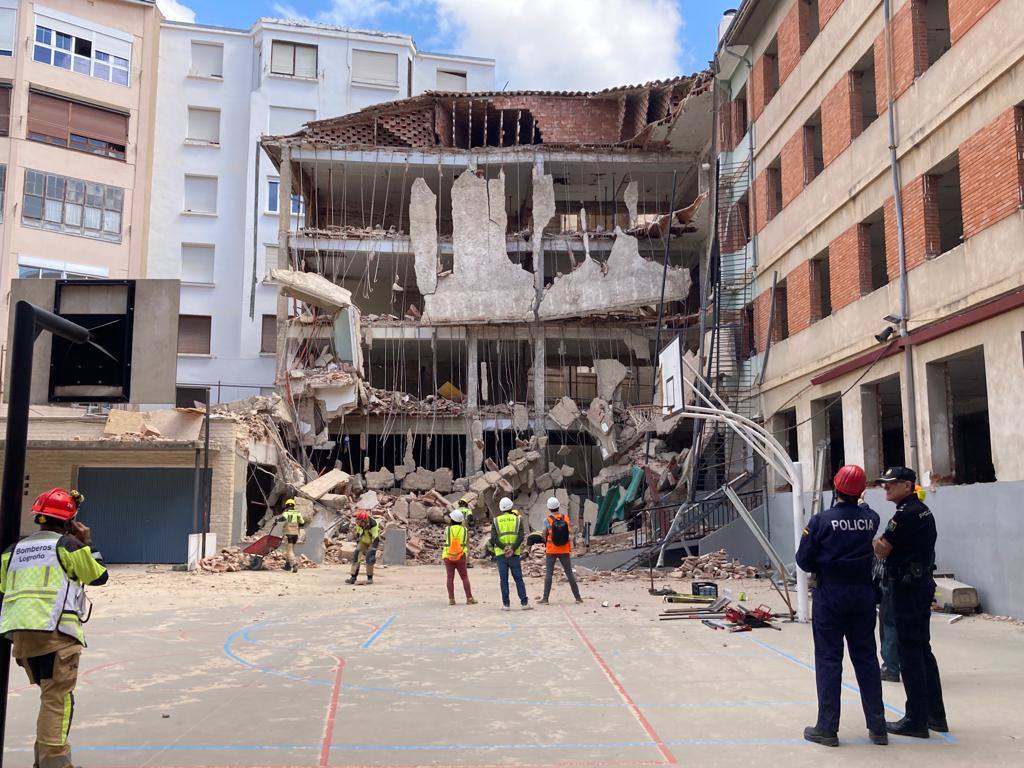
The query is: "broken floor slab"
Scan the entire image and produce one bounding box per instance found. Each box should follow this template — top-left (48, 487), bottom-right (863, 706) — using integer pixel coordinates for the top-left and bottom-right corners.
top-left (595, 359), bottom-right (628, 402)
top-left (269, 269), bottom-right (353, 312)
top-left (299, 469), bottom-right (351, 500)
top-left (409, 179), bottom-right (438, 296)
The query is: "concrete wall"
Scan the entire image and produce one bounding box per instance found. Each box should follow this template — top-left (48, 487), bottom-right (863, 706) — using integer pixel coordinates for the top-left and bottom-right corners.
top-left (768, 482), bottom-right (1024, 618)
top-left (699, 502), bottom-right (770, 569)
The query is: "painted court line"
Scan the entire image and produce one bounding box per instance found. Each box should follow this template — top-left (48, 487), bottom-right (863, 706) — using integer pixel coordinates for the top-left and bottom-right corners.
top-left (562, 606), bottom-right (678, 765)
top-left (320, 656), bottom-right (346, 767)
top-left (361, 613), bottom-right (396, 649)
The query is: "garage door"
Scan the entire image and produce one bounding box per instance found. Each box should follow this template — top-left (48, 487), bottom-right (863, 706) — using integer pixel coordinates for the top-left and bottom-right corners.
top-left (75, 468), bottom-right (210, 564)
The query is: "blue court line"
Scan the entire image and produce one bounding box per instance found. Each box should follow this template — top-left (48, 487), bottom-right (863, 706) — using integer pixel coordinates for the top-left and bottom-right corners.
top-left (747, 635), bottom-right (958, 745)
top-left (361, 613), bottom-right (396, 649)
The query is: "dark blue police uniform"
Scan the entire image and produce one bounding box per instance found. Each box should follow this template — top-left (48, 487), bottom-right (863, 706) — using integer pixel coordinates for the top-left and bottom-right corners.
top-left (797, 500), bottom-right (886, 736)
top-left (881, 494), bottom-right (947, 730)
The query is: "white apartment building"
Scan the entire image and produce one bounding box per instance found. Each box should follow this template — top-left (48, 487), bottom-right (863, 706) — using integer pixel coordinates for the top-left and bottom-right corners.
top-left (147, 17), bottom-right (495, 405)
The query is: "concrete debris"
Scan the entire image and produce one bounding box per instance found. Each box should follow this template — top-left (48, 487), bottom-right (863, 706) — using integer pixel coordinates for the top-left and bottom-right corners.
top-left (299, 469), bottom-right (351, 500)
top-left (199, 548), bottom-right (318, 573)
top-left (365, 467), bottom-right (396, 490)
top-left (671, 550), bottom-right (762, 580)
top-left (103, 408), bottom-right (203, 443)
top-left (355, 490), bottom-right (380, 510)
top-left (624, 180), bottom-right (638, 228)
top-left (548, 396), bottom-right (581, 429)
top-left (594, 359), bottom-right (628, 402)
top-left (268, 268), bottom-right (353, 312)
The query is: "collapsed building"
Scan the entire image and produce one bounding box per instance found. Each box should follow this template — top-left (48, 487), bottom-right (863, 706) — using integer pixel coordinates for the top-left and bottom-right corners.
top-left (254, 75), bottom-right (716, 536)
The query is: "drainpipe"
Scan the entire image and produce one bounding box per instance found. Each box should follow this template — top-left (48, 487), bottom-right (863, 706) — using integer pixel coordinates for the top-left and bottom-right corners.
top-left (883, 0), bottom-right (920, 475)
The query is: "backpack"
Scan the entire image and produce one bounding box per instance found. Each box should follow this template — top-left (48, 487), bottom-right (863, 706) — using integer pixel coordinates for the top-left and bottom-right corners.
top-left (549, 514), bottom-right (570, 546)
top-left (446, 526), bottom-right (465, 561)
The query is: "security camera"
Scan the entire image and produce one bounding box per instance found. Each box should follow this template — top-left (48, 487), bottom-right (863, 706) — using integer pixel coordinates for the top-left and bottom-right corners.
top-left (875, 326), bottom-right (896, 343)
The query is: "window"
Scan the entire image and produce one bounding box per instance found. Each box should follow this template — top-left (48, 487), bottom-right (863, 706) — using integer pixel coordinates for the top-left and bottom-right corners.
top-left (767, 156), bottom-right (783, 221)
top-left (0, 4), bottom-right (15, 57)
top-left (190, 41), bottom-right (223, 78)
top-left (27, 91), bottom-right (128, 160)
top-left (810, 251), bottom-right (831, 321)
top-left (932, 153), bottom-right (963, 255)
top-left (436, 70), bottom-right (467, 91)
top-left (268, 106), bottom-right (316, 135)
top-left (861, 374), bottom-right (905, 480)
top-left (0, 86), bottom-right (7, 136)
top-left (33, 14), bottom-right (131, 86)
top-left (270, 40), bottom-right (317, 78)
top-left (805, 0), bottom-right (821, 45)
top-left (183, 175), bottom-right (217, 214)
top-left (763, 37), bottom-right (780, 102)
top-left (266, 179), bottom-right (303, 215)
top-left (811, 394), bottom-right (845, 487)
top-left (852, 48), bottom-right (879, 135)
top-left (351, 49), bottom-right (398, 87)
top-left (804, 110), bottom-right (824, 184)
top-left (261, 315), bottom-right (277, 353)
top-left (774, 277), bottom-right (789, 340)
top-left (22, 169), bottom-right (124, 242)
top-left (176, 386), bottom-right (208, 408)
top-left (178, 315), bottom-right (211, 355)
top-left (186, 106), bottom-right (220, 144)
top-left (864, 210), bottom-right (888, 290)
top-left (264, 244), bottom-right (279, 279)
top-left (17, 255), bottom-right (107, 279)
top-left (926, 346), bottom-right (995, 484)
top-left (181, 243), bottom-right (215, 284)
top-left (925, 0), bottom-right (951, 67)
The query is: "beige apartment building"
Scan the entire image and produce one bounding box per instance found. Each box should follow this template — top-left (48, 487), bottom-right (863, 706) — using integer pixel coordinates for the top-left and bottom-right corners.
top-left (713, 0), bottom-right (1024, 616)
top-left (0, 0), bottom-right (160, 337)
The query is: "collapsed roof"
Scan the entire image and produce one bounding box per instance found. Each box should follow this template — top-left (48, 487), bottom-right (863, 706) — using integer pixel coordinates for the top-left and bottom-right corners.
top-left (262, 72), bottom-right (714, 155)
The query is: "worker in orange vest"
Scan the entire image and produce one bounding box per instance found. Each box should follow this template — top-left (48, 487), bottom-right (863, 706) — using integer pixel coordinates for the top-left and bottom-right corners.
top-left (538, 497), bottom-right (583, 605)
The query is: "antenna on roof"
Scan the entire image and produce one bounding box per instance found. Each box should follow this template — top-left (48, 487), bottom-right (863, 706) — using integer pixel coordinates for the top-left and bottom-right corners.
top-left (501, 80), bottom-right (509, 91)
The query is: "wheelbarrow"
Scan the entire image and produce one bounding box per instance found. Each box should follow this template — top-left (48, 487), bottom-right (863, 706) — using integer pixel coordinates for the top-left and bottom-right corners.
top-left (243, 526), bottom-right (282, 571)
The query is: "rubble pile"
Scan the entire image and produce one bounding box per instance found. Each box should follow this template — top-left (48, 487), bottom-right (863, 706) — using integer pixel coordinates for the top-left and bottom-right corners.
top-left (671, 549), bottom-right (761, 580)
top-left (364, 386), bottom-right (464, 416)
top-left (198, 548), bottom-right (318, 573)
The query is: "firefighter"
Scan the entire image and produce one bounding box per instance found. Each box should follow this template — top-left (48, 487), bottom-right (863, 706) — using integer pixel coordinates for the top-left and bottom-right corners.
top-left (277, 498), bottom-right (305, 573)
top-left (345, 510), bottom-right (380, 585)
top-left (0, 488), bottom-right (109, 768)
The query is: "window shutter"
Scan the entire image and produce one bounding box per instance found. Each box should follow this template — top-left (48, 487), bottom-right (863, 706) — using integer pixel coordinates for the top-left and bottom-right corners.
top-left (261, 315), bottom-right (277, 353)
top-left (190, 41), bottom-right (222, 77)
top-left (270, 41), bottom-right (292, 75)
top-left (436, 70), bottom-right (467, 92)
top-left (268, 106), bottom-right (316, 135)
top-left (181, 244), bottom-right (215, 283)
top-left (351, 49), bottom-right (398, 86)
top-left (0, 86), bottom-right (10, 137)
top-left (177, 315), bottom-right (212, 355)
top-left (264, 245), bottom-right (278, 278)
top-left (27, 91), bottom-right (72, 144)
top-left (69, 101), bottom-right (128, 146)
top-left (187, 107), bottom-right (220, 143)
top-left (184, 175), bottom-right (217, 213)
top-left (294, 44), bottom-right (317, 78)
top-left (93, 31), bottom-right (131, 63)
top-left (0, 8), bottom-right (16, 54)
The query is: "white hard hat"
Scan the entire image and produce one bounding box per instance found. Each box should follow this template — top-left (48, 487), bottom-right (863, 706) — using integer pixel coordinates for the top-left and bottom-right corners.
top-left (450, 510), bottom-right (465, 523)
top-left (546, 496), bottom-right (560, 511)
top-left (499, 497), bottom-right (514, 512)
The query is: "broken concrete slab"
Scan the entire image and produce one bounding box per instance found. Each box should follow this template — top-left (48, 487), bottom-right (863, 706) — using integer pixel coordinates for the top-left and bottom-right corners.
top-left (403, 469), bottom-right (436, 492)
top-left (409, 500), bottom-right (428, 521)
top-left (548, 396), bottom-right (581, 429)
top-left (583, 499), bottom-right (599, 529)
top-left (300, 469), bottom-right (352, 500)
top-left (536, 472), bottom-right (553, 491)
top-left (355, 490), bottom-right (379, 510)
top-left (595, 359), bottom-right (628, 402)
top-left (432, 468), bottom-right (453, 494)
top-left (364, 467), bottom-right (395, 490)
top-left (269, 269), bottom-right (352, 312)
top-left (624, 179), bottom-right (639, 228)
top-left (104, 408), bottom-right (203, 442)
top-left (318, 493), bottom-right (350, 511)
top-left (392, 497), bottom-right (410, 521)
top-left (410, 179), bottom-right (439, 295)
top-left (512, 403), bottom-right (530, 431)
top-left (382, 528), bottom-right (407, 565)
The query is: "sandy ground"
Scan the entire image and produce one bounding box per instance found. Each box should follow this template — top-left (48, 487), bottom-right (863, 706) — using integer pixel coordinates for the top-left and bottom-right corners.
top-left (3, 561), bottom-right (1023, 768)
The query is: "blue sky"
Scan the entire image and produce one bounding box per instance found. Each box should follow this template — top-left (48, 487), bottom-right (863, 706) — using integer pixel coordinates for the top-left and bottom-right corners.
top-left (157, 0), bottom-right (736, 91)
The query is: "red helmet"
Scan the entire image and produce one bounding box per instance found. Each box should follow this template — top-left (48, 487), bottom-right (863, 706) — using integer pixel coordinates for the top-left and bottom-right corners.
top-left (355, 510), bottom-right (370, 524)
top-left (833, 465), bottom-right (867, 498)
top-left (31, 488), bottom-right (78, 522)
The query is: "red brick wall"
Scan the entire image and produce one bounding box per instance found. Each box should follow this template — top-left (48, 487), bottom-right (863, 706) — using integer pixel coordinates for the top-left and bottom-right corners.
top-left (819, 0), bottom-right (844, 29)
top-left (821, 72), bottom-right (863, 167)
top-left (750, 53), bottom-right (779, 121)
top-left (786, 261), bottom-right (813, 335)
top-left (828, 223), bottom-right (873, 310)
top-left (873, 0), bottom-right (929, 115)
top-left (960, 106), bottom-right (1024, 238)
top-left (489, 96), bottom-right (622, 145)
top-left (753, 169), bottom-right (770, 233)
top-left (780, 128), bottom-right (809, 207)
top-left (754, 288), bottom-right (785, 352)
top-left (883, 175), bottom-right (941, 276)
top-left (778, 0), bottom-right (815, 86)
top-left (718, 99), bottom-right (747, 152)
top-left (719, 200), bottom-right (750, 253)
top-left (950, 0), bottom-right (1002, 43)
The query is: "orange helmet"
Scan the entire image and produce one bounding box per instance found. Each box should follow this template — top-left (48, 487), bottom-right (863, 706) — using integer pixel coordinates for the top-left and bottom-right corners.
top-left (32, 488), bottom-right (78, 522)
top-left (355, 510), bottom-right (370, 525)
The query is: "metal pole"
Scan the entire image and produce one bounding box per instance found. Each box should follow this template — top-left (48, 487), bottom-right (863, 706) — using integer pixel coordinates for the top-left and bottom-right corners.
top-left (200, 390), bottom-right (211, 560)
top-left (0, 301), bottom-right (89, 752)
top-left (883, 0), bottom-right (919, 474)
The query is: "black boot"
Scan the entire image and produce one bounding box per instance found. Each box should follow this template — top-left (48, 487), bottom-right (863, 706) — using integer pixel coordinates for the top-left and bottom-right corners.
top-left (880, 667), bottom-right (901, 682)
top-left (886, 716), bottom-right (929, 738)
top-left (803, 726), bottom-right (838, 747)
top-left (869, 730), bottom-right (889, 745)
top-left (928, 717), bottom-right (949, 733)
top-left (344, 576), bottom-right (356, 584)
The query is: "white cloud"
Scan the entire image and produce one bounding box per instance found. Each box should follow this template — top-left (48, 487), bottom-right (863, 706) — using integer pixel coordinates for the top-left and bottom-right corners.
top-left (157, 0), bottom-right (197, 23)
top-left (434, 0), bottom-right (685, 91)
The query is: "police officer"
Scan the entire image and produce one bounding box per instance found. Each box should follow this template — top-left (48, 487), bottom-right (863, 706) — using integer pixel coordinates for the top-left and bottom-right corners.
top-left (797, 464), bottom-right (887, 747)
top-left (0, 488), bottom-right (109, 768)
top-left (873, 467), bottom-right (948, 738)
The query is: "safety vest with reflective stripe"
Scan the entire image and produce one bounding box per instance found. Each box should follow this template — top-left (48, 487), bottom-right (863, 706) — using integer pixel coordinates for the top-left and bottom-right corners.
top-left (282, 509), bottom-right (305, 535)
top-left (442, 524), bottom-right (468, 561)
top-left (354, 521), bottom-right (381, 546)
top-left (0, 532), bottom-right (90, 645)
top-left (493, 513), bottom-right (523, 556)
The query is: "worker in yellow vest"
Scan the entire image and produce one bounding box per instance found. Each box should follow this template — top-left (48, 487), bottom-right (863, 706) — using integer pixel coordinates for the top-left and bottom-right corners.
top-left (277, 498), bottom-right (305, 573)
top-left (0, 488), bottom-right (109, 768)
top-left (346, 510), bottom-right (380, 585)
top-left (491, 497), bottom-right (532, 611)
top-left (442, 510), bottom-right (477, 606)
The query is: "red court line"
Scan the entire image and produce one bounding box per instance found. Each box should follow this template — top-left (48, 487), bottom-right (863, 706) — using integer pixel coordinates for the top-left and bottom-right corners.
top-left (319, 655), bottom-right (346, 767)
top-left (562, 606), bottom-right (678, 765)
top-left (92, 762), bottom-right (665, 768)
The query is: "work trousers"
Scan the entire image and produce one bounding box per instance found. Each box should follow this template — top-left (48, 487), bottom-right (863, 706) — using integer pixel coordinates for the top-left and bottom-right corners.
top-left (445, 557), bottom-right (473, 600)
top-left (17, 645), bottom-right (81, 768)
top-left (497, 555), bottom-right (528, 607)
top-left (283, 535), bottom-right (298, 568)
top-left (879, 580), bottom-right (900, 673)
top-left (811, 583), bottom-right (886, 734)
top-left (542, 553), bottom-right (581, 601)
top-left (893, 579), bottom-right (946, 727)
top-left (350, 540), bottom-right (377, 577)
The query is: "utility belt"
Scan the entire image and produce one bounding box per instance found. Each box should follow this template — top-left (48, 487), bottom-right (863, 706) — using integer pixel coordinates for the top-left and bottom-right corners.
top-left (886, 562), bottom-right (931, 584)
